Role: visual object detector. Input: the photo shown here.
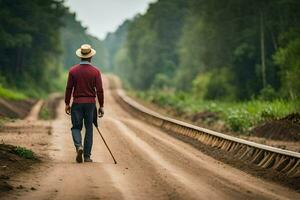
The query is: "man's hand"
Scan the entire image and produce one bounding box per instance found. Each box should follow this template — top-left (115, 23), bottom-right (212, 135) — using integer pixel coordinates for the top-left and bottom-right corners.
top-left (98, 107), bottom-right (104, 118)
top-left (65, 105), bottom-right (71, 115)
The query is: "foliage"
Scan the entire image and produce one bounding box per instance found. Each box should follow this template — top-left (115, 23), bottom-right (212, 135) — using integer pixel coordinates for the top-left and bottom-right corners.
top-left (134, 90), bottom-right (298, 133)
top-left (0, 85), bottom-right (27, 100)
top-left (204, 68), bottom-right (235, 101)
top-left (274, 30), bottom-right (300, 100)
top-left (104, 0), bottom-right (300, 101)
top-left (105, 0), bottom-right (300, 134)
top-left (151, 74), bottom-right (172, 90)
top-left (104, 20), bottom-right (130, 72)
top-left (39, 106), bottom-right (50, 120)
top-left (258, 85), bottom-right (278, 101)
top-left (13, 146), bottom-right (36, 160)
top-left (175, 13), bottom-right (212, 90)
top-left (0, 2), bottom-right (108, 99)
top-left (107, 0), bottom-right (188, 90)
top-left (0, 0), bottom-right (66, 96)
top-left (192, 73), bottom-right (211, 99)
top-left (113, 45), bottom-right (132, 82)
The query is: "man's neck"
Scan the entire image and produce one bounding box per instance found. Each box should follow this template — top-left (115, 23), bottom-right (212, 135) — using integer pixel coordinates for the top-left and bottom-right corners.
top-left (80, 61), bottom-right (91, 65)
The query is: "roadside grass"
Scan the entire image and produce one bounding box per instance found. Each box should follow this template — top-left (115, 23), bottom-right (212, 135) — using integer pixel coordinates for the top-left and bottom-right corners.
top-left (13, 146), bottom-right (36, 160)
top-left (0, 71), bottom-right (67, 101)
top-left (0, 85), bottom-right (27, 100)
top-left (133, 90), bottom-right (298, 133)
top-left (39, 106), bottom-right (50, 120)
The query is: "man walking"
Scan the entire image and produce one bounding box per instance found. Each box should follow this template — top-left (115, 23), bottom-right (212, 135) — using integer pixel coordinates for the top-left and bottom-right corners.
top-left (65, 44), bottom-right (104, 163)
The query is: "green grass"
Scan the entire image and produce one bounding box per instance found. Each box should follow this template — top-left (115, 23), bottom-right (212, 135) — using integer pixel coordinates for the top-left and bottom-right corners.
top-left (0, 85), bottom-right (27, 100)
top-left (39, 106), bottom-right (50, 120)
top-left (133, 90), bottom-right (299, 133)
top-left (13, 146), bottom-right (36, 160)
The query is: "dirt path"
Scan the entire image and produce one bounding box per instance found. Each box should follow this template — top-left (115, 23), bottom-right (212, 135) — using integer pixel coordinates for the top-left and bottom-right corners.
top-left (1, 78), bottom-right (300, 200)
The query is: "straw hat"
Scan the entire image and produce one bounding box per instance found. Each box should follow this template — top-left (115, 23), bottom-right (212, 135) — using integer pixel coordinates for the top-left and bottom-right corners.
top-left (76, 44), bottom-right (96, 58)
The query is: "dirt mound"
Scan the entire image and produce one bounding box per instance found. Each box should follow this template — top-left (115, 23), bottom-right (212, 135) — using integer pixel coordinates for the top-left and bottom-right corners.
top-left (281, 113), bottom-right (300, 124)
top-left (251, 113), bottom-right (300, 141)
top-left (0, 98), bottom-right (36, 119)
top-left (0, 144), bottom-right (38, 193)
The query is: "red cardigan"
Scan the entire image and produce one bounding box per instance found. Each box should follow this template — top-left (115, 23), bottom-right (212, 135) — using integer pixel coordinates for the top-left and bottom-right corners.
top-left (65, 63), bottom-right (104, 107)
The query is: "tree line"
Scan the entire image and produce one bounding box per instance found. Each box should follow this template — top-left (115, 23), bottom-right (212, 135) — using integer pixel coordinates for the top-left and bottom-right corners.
top-left (61, 11), bottom-right (108, 72)
top-left (105, 0), bottom-right (300, 101)
top-left (0, 0), bottom-right (107, 97)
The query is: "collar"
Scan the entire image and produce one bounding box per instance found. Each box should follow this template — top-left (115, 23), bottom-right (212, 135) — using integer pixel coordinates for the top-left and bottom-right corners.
top-left (79, 61), bottom-right (91, 65)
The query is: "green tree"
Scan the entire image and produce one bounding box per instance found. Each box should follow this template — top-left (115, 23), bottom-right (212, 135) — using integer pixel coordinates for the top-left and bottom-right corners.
top-left (104, 0), bottom-right (300, 102)
top-left (0, 0), bottom-right (66, 95)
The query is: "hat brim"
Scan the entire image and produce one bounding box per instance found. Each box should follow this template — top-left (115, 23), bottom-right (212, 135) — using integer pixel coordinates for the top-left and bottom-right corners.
top-left (76, 48), bottom-right (96, 58)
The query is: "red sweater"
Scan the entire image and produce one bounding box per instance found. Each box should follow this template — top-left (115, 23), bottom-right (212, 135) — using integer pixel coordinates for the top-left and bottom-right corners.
top-left (65, 63), bottom-right (104, 107)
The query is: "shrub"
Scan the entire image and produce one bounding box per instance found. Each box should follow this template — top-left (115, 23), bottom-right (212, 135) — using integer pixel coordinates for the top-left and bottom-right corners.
top-left (260, 106), bottom-right (277, 120)
top-left (152, 74), bottom-right (172, 90)
top-left (13, 146), bottom-right (36, 160)
top-left (258, 85), bottom-right (278, 101)
top-left (203, 68), bottom-right (235, 101)
top-left (226, 109), bottom-right (253, 133)
top-left (192, 72), bottom-right (210, 98)
top-left (39, 106), bottom-right (50, 120)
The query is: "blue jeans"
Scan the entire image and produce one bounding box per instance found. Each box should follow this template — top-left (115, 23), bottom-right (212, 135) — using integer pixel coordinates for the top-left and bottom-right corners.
top-left (71, 103), bottom-right (95, 158)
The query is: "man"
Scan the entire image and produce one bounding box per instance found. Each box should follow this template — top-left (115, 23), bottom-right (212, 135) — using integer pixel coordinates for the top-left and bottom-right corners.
top-left (65, 44), bottom-right (104, 163)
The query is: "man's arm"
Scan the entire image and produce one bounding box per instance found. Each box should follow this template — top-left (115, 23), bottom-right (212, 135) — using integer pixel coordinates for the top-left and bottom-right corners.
top-left (65, 72), bottom-right (74, 114)
top-left (95, 70), bottom-right (104, 116)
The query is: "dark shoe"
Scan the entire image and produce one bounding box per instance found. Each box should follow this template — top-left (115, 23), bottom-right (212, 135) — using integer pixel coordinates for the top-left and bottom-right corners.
top-left (84, 157), bottom-right (93, 162)
top-left (76, 147), bottom-right (83, 163)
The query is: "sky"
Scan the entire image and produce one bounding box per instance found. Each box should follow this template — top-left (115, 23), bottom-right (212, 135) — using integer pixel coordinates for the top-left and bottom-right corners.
top-left (65, 0), bottom-right (156, 39)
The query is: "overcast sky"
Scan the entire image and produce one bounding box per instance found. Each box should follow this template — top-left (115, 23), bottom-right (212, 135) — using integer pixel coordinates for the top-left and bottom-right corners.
top-left (65, 0), bottom-right (156, 39)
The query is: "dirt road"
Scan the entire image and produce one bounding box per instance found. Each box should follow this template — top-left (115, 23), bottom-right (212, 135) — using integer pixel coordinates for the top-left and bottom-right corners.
top-left (2, 79), bottom-right (300, 200)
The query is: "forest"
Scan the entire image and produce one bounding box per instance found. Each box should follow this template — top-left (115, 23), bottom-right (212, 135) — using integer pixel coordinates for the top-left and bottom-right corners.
top-left (103, 0), bottom-right (300, 132)
top-left (107, 0), bottom-right (300, 102)
top-left (2, 0), bottom-right (299, 102)
top-left (0, 0), bottom-right (107, 98)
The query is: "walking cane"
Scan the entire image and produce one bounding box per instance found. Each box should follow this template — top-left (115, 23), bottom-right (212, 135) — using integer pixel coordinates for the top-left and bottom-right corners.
top-left (93, 107), bottom-right (117, 164)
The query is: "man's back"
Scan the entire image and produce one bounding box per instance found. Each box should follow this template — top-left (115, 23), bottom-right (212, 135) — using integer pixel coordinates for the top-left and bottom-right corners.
top-left (65, 63), bottom-right (104, 107)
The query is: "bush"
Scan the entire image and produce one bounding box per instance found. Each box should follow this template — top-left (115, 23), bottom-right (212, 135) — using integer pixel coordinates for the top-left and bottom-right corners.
top-left (192, 72), bottom-right (210, 98)
top-left (260, 107), bottom-right (277, 120)
top-left (152, 74), bottom-right (172, 90)
top-left (226, 109), bottom-right (252, 132)
top-left (13, 146), bottom-right (36, 160)
top-left (203, 68), bottom-right (235, 101)
top-left (39, 106), bottom-right (50, 120)
top-left (258, 85), bottom-right (278, 101)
